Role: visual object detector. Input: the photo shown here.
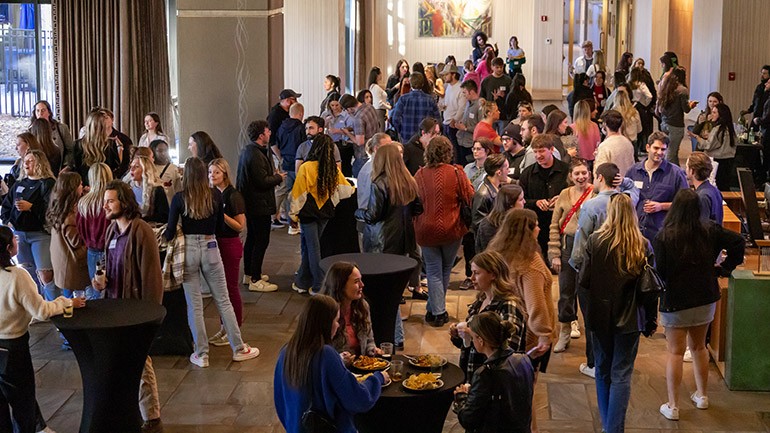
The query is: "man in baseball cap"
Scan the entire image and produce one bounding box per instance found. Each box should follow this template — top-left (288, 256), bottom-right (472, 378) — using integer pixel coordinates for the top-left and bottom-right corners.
top-left (268, 89), bottom-right (302, 148)
top-left (501, 123), bottom-right (526, 180)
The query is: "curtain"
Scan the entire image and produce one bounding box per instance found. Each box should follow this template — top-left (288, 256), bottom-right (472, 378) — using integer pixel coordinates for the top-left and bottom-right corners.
top-left (53, 0), bottom-right (173, 143)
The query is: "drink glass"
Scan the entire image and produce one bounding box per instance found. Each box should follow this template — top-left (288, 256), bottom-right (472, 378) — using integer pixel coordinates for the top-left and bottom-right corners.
top-left (390, 360), bottom-right (404, 382)
top-left (63, 299), bottom-right (73, 318)
top-left (430, 358), bottom-right (443, 378)
top-left (380, 342), bottom-right (393, 359)
top-left (73, 290), bottom-right (86, 303)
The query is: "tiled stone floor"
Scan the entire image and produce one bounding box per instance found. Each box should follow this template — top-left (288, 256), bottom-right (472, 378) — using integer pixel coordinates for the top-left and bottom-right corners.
top-left (32, 229), bottom-right (770, 432)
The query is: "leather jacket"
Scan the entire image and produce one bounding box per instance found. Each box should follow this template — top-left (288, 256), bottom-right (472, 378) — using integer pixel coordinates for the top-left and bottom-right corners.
top-left (471, 177), bottom-right (497, 233)
top-left (454, 348), bottom-right (534, 433)
top-left (355, 175), bottom-right (423, 254)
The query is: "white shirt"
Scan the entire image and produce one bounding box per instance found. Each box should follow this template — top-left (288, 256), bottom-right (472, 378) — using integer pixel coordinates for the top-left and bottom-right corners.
top-left (370, 83), bottom-right (391, 110)
top-left (0, 267), bottom-right (66, 339)
top-left (442, 81), bottom-right (467, 125)
top-left (573, 56), bottom-right (594, 76)
top-left (594, 134), bottom-right (636, 177)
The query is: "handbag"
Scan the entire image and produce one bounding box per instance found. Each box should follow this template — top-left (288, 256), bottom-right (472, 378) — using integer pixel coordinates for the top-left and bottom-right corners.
top-left (300, 369), bottom-right (338, 433)
top-left (636, 256), bottom-right (664, 294)
top-left (453, 167), bottom-right (472, 228)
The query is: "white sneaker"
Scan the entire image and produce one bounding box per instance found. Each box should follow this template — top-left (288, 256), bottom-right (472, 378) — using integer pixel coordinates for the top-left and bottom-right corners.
top-left (208, 329), bottom-right (229, 347)
top-left (242, 274), bottom-right (251, 285)
top-left (570, 320), bottom-right (581, 338)
top-left (292, 283), bottom-right (308, 294)
top-left (233, 344), bottom-right (260, 361)
top-left (37, 427), bottom-right (57, 433)
top-left (261, 274), bottom-right (270, 282)
top-left (683, 348), bottom-right (693, 362)
top-left (287, 226), bottom-right (301, 235)
top-left (659, 403), bottom-right (679, 420)
top-left (690, 391), bottom-right (709, 409)
top-left (189, 353), bottom-right (209, 368)
top-left (249, 280), bottom-right (278, 292)
top-left (579, 363), bottom-right (595, 378)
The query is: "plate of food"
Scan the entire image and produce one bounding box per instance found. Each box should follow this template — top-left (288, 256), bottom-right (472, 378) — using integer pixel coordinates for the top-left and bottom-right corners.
top-left (352, 355), bottom-right (390, 371)
top-left (407, 354), bottom-right (447, 369)
top-left (401, 373), bottom-right (443, 392)
top-left (354, 372), bottom-right (391, 387)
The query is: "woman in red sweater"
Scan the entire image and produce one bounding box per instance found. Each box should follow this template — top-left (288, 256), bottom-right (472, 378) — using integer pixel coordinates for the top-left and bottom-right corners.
top-left (414, 136), bottom-right (474, 327)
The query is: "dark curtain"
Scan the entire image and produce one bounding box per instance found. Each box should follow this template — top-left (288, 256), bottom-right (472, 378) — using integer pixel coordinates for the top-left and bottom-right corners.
top-left (52, 0), bottom-right (173, 143)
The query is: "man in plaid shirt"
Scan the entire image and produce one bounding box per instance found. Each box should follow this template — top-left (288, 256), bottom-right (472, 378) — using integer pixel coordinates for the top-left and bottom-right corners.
top-left (340, 94), bottom-right (381, 177)
top-left (390, 72), bottom-right (441, 142)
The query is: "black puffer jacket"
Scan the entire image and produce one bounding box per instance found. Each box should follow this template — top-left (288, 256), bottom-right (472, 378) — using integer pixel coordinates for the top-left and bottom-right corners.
top-left (355, 175), bottom-right (423, 254)
top-left (454, 348), bottom-right (535, 433)
top-left (236, 143), bottom-right (283, 216)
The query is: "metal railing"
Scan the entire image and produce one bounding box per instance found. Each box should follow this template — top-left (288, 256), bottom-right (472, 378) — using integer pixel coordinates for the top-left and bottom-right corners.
top-left (0, 27), bottom-right (55, 118)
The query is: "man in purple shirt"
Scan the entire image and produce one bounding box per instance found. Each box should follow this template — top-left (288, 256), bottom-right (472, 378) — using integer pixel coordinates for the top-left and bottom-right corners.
top-left (625, 131), bottom-right (689, 241)
top-left (92, 180), bottom-right (164, 433)
top-left (390, 72), bottom-right (441, 143)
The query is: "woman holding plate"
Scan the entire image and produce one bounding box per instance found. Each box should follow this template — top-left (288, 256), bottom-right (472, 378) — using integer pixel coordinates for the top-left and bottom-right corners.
top-left (448, 250), bottom-right (527, 381)
top-left (321, 261), bottom-right (382, 364)
top-left (452, 311), bottom-right (535, 433)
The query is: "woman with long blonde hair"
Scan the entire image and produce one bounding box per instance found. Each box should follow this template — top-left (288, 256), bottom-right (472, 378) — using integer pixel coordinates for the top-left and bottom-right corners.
top-left (572, 100), bottom-right (601, 168)
top-left (207, 158), bottom-right (248, 346)
top-left (127, 155), bottom-right (168, 224)
top-left (614, 88), bottom-right (642, 143)
top-left (76, 163), bottom-right (113, 300)
top-left (488, 208), bottom-right (555, 433)
top-left (578, 193), bottom-right (657, 433)
top-left (71, 110), bottom-right (110, 185)
top-left (448, 250), bottom-right (526, 380)
top-left (165, 157), bottom-right (260, 367)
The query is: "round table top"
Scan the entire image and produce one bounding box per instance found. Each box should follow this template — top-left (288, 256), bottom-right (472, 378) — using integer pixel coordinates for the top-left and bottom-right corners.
top-left (320, 253), bottom-right (417, 276)
top-left (356, 354), bottom-right (464, 399)
top-left (51, 298), bottom-right (166, 330)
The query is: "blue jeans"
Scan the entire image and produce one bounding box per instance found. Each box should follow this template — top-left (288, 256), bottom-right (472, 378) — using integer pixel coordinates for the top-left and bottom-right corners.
top-left (85, 248), bottom-right (105, 300)
top-left (394, 314), bottom-right (404, 345)
top-left (591, 331), bottom-right (640, 433)
top-left (422, 239), bottom-right (462, 315)
top-left (295, 219), bottom-right (329, 291)
top-left (352, 156), bottom-right (368, 178)
top-left (15, 230), bottom-right (54, 299)
top-left (182, 235), bottom-right (245, 358)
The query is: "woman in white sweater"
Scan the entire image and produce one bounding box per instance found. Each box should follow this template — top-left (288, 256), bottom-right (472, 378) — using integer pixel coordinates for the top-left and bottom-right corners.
top-left (0, 225), bottom-right (83, 432)
top-left (368, 66), bottom-right (391, 130)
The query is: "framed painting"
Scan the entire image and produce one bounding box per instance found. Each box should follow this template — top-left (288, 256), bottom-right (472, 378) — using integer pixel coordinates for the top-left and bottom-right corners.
top-left (418, 0), bottom-right (492, 38)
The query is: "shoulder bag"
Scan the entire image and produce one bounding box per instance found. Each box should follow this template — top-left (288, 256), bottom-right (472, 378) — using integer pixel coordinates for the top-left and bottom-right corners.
top-left (300, 368), bottom-right (338, 433)
top-left (636, 256), bottom-right (664, 295)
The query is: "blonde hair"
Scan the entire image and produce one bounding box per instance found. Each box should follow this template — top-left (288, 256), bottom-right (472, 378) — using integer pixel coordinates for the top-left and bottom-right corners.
top-left (593, 49), bottom-right (606, 72)
top-left (470, 250), bottom-right (521, 303)
top-left (208, 158), bottom-right (234, 188)
top-left (488, 209), bottom-right (540, 272)
top-left (371, 144), bottom-right (417, 206)
top-left (182, 157), bottom-right (213, 220)
top-left (130, 155), bottom-right (163, 217)
top-left (78, 163), bottom-right (113, 217)
top-left (573, 100), bottom-right (593, 137)
top-left (614, 88), bottom-right (639, 138)
top-left (482, 99), bottom-right (498, 119)
top-left (23, 149), bottom-right (54, 180)
top-left (595, 193), bottom-right (646, 276)
top-left (81, 111), bottom-right (109, 166)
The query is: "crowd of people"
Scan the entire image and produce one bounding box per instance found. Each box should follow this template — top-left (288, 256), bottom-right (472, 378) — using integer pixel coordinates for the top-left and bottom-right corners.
top-left (0, 34), bottom-right (758, 433)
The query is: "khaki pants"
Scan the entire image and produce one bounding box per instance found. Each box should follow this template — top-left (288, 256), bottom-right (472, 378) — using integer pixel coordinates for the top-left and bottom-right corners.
top-left (139, 356), bottom-right (160, 421)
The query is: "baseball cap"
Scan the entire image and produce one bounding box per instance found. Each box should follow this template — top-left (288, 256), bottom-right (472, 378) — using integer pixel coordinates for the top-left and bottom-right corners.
top-left (279, 89), bottom-right (302, 100)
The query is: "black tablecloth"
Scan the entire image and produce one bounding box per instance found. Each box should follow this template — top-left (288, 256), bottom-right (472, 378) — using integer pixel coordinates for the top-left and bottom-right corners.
top-left (51, 299), bottom-right (166, 433)
top-left (321, 195), bottom-right (360, 258)
top-left (355, 355), bottom-right (465, 433)
top-left (320, 253), bottom-right (417, 345)
top-left (149, 288), bottom-right (193, 356)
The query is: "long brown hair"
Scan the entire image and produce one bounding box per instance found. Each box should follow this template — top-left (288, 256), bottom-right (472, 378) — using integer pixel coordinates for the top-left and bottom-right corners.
top-left (595, 193), bottom-right (646, 276)
top-left (182, 157), bottom-right (213, 220)
top-left (283, 295), bottom-right (339, 388)
top-left (30, 118), bottom-right (59, 168)
top-left (371, 144), bottom-right (417, 206)
top-left (46, 172), bottom-right (82, 231)
top-left (657, 71), bottom-right (680, 110)
top-left (488, 208), bottom-right (540, 272)
top-left (320, 262), bottom-right (371, 340)
top-left (484, 184), bottom-right (523, 228)
top-left (471, 250), bottom-right (521, 303)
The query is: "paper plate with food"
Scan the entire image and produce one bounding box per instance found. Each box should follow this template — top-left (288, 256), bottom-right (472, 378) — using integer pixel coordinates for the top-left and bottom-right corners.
top-left (352, 355), bottom-right (391, 371)
top-left (354, 372), bottom-right (391, 387)
top-left (407, 354), bottom-right (447, 368)
top-left (401, 373), bottom-right (444, 392)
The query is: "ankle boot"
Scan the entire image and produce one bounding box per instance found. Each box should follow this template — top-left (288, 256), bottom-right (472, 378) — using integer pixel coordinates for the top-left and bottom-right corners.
top-left (553, 322), bottom-right (572, 353)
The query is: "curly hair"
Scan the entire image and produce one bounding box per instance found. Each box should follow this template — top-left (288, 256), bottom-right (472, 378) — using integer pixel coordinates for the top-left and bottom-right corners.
top-left (307, 134), bottom-right (340, 200)
top-left (424, 136), bottom-right (453, 167)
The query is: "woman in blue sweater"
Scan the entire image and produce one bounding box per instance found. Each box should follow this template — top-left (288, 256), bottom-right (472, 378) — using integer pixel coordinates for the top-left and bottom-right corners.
top-left (274, 295), bottom-right (387, 433)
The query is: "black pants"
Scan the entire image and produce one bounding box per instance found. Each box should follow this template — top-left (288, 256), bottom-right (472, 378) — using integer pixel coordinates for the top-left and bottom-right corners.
top-left (243, 214), bottom-right (271, 279)
top-left (337, 142), bottom-right (355, 177)
top-left (0, 333), bottom-right (44, 433)
top-left (461, 231), bottom-right (475, 278)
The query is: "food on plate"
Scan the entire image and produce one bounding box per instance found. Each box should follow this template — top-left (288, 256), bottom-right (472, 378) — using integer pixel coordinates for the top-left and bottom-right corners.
top-left (402, 373), bottom-right (442, 390)
top-left (352, 355), bottom-right (389, 370)
top-left (410, 354), bottom-right (445, 367)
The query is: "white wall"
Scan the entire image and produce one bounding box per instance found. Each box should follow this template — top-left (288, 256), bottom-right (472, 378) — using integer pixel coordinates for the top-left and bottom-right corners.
top-left (283, 0), bottom-right (345, 116)
top-left (369, 0), bottom-right (564, 100)
top-left (632, 0), bottom-right (670, 79)
top-left (689, 0), bottom-right (722, 105)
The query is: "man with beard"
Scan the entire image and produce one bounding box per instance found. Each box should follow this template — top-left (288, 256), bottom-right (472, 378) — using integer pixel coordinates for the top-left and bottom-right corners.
top-left (519, 113), bottom-right (545, 170)
top-left (92, 180), bottom-right (164, 433)
top-left (294, 116), bottom-right (341, 172)
top-left (501, 123), bottom-right (527, 180)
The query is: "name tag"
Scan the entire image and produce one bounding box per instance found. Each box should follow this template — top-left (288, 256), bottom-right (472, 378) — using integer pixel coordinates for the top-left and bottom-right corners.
top-left (207, 241), bottom-right (218, 249)
top-left (469, 113), bottom-right (475, 119)
top-left (634, 181), bottom-right (644, 189)
top-left (15, 186), bottom-right (24, 194)
top-left (109, 239), bottom-right (117, 249)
